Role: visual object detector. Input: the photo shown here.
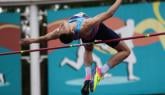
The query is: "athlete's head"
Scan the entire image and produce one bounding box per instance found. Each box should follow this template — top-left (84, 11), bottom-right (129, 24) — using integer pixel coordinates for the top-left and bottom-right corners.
top-left (59, 22), bottom-right (74, 44)
top-left (59, 32), bottom-right (74, 44)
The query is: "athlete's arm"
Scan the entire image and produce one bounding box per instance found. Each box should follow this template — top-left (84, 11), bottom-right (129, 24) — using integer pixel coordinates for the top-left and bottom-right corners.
top-left (21, 26), bottom-right (62, 45)
top-left (89, 0), bottom-right (122, 24)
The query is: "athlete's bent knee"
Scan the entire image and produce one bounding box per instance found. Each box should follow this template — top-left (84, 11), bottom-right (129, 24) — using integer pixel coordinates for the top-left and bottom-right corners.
top-left (125, 48), bottom-right (130, 58)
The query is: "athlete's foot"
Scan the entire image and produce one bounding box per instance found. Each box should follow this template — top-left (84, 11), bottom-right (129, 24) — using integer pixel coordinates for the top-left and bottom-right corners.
top-left (81, 80), bottom-right (91, 95)
top-left (93, 67), bottom-right (103, 91)
top-left (89, 80), bottom-right (94, 92)
top-left (128, 76), bottom-right (139, 81)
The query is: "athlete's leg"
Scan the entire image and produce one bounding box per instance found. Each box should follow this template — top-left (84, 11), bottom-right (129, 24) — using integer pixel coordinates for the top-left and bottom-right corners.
top-left (83, 44), bottom-right (94, 80)
top-left (106, 41), bottom-right (130, 69)
top-left (93, 42), bottom-right (130, 91)
top-left (101, 41), bottom-right (130, 75)
top-left (81, 44), bottom-right (94, 95)
top-left (95, 23), bottom-right (130, 74)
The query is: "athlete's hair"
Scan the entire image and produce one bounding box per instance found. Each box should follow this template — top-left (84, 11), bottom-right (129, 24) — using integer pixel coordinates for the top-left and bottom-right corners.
top-left (59, 32), bottom-right (74, 44)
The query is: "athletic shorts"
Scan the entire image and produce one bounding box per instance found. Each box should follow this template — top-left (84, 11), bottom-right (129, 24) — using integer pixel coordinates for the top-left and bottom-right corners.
top-left (82, 23), bottom-right (120, 48)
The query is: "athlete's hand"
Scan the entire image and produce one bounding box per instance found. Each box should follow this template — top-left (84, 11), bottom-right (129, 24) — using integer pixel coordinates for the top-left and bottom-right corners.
top-left (20, 38), bottom-right (35, 45)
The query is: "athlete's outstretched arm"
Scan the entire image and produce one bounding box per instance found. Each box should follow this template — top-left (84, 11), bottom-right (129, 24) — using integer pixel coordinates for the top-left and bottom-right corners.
top-left (90, 0), bottom-right (122, 24)
top-left (21, 25), bottom-right (62, 45)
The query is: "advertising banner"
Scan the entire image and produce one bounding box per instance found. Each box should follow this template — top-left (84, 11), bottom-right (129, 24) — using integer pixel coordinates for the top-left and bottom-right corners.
top-left (0, 13), bottom-right (22, 95)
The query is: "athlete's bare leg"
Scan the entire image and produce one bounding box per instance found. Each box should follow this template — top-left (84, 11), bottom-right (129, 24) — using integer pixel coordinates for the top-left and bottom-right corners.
top-left (81, 45), bottom-right (94, 94)
top-left (107, 41), bottom-right (130, 68)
